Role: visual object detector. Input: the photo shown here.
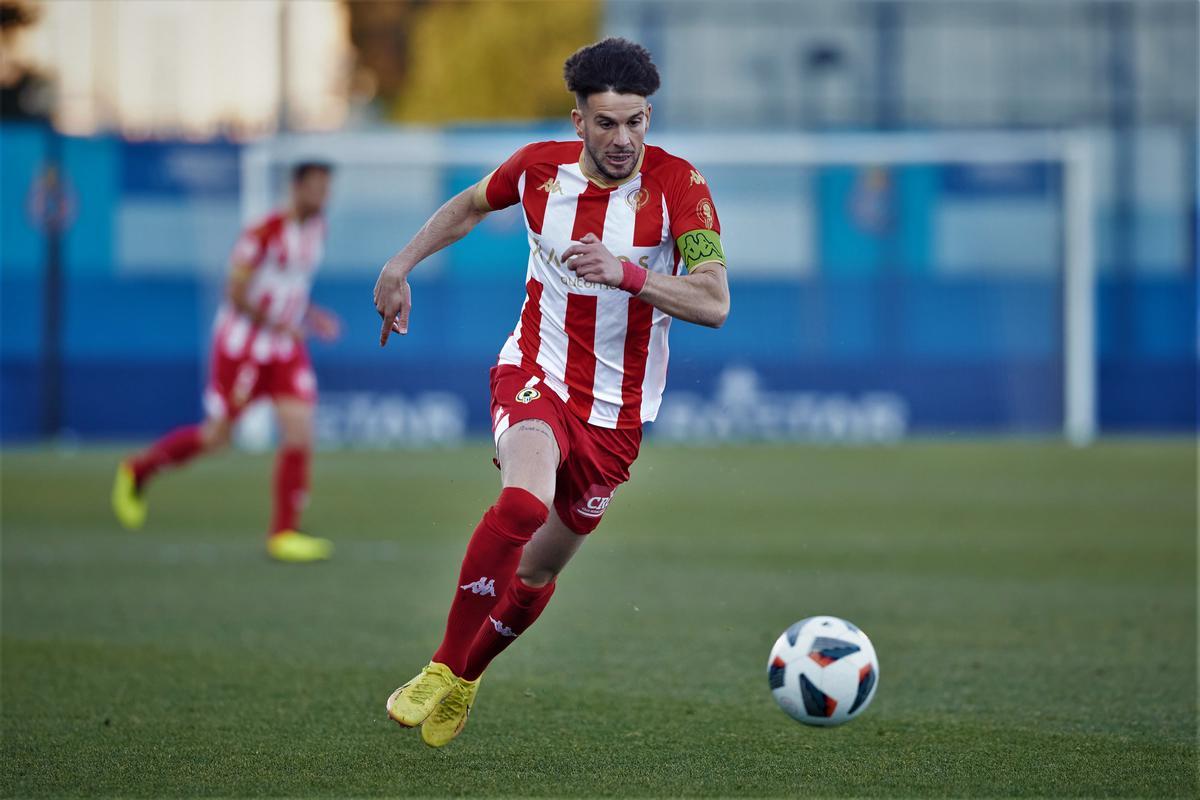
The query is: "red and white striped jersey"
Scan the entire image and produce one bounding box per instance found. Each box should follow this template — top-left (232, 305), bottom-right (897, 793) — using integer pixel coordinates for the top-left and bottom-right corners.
top-left (484, 140), bottom-right (722, 429)
top-left (213, 210), bottom-right (325, 363)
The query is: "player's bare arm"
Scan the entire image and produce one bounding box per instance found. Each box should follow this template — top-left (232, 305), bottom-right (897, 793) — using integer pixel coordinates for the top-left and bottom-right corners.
top-left (374, 184), bottom-right (492, 345)
top-left (562, 232), bottom-right (730, 328)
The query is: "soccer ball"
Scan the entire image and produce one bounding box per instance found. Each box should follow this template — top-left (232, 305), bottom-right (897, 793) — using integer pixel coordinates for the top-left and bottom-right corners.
top-left (767, 616), bottom-right (879, 726)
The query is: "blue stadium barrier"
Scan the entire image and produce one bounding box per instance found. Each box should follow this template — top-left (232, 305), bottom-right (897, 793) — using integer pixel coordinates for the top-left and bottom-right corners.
top-left (1, 125), bottom-right (1194, 441)
top-left (1, 274), bottom-right (1194, 440)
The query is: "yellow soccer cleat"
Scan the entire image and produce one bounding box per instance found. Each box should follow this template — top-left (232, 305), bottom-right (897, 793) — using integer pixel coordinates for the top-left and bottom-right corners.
top-left (112, 462), bottom-right (147, 531)
top-left (386, 662), bottom-right (457, 728)
top-left (420, 675), bottom-right (481, 748)
top-left (266, 530), bottom-right (334, 563)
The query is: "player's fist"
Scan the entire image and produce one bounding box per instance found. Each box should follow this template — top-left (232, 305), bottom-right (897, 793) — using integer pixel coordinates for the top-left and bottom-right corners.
top-left (374, 259), bottom-right (412, 346)
top-left (563, 233), bottom-right (623, 288)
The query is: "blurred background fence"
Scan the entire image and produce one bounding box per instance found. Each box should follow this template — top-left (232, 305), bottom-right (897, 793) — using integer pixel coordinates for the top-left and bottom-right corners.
top-left (1, 0), bottom-right (1195, 445)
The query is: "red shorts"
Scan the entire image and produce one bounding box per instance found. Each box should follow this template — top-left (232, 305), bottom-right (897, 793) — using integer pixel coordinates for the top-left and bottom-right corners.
top-left (204, 342), bottom-right (317, 421)
top-left (490, 365), bottom-right (642, 535)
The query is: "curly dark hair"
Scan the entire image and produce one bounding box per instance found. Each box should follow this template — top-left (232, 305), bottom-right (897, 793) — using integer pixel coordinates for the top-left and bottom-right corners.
top-left (563, 37), bottom-right (661, 102)
top-left (291, 161), bottom-right (333, 183)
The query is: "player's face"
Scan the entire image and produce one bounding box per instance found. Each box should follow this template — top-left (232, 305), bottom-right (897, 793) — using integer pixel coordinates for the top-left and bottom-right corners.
top-left (572, 92), bottom-right (651, 182)
top-left (292, 171), bottom-right (331, 218)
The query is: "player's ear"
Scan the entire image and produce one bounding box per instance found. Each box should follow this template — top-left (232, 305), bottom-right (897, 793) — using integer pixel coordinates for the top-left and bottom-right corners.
top-left (571, 106), bottom-right (585, 139)
top-left (644, 102), bottom-right (652, 133)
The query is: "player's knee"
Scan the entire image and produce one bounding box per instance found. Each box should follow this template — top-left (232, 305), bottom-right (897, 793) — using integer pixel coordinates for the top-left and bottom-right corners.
top-left (276, 405), bottom-right (314, 448)
top-left (201, 418), bottom-right (232, 449)
top-left (491, 486), bottom-right (549, 541)
top-left (515, 564), bottom-right (558, 588)
top-left (506, 482), bottom-right (554, 512)
top-left (279, 425), bottom-right (312, 449)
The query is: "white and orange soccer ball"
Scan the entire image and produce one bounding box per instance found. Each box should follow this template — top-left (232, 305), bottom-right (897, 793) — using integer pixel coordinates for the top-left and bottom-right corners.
top-left (767, 616), bottom-right (879, 726)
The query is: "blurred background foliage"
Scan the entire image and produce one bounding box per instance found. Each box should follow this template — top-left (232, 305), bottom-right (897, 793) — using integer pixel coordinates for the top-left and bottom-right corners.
top-left (348, 0), bottom-right (598, 123)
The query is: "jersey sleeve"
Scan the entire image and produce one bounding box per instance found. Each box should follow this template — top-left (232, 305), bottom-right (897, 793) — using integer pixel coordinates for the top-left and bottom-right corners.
top-left (481, 143), bottom-right (538, 211)
top-left (229, 220), bottom-right (272, 271)
top-left (664, 161), bottom-right (725, 269)
top-left (665, 161), bottom-right (721, 239)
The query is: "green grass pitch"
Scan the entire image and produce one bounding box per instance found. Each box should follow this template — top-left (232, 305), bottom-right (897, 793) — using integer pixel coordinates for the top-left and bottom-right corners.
top-left (1, 441), bottom-right (1195, 798)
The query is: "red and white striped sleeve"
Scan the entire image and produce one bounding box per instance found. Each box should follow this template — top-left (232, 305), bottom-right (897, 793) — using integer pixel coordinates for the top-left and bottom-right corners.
top-left (229, 215), bottom-right (277, 271)
top-left (662, 159), bottom-right (725, 269)
top-left (663, 160), bottom-right (721, 239)
top-left (479, 145), bottom-right (530, 211)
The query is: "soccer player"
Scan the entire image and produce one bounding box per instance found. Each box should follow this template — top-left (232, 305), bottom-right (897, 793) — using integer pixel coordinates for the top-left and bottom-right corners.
top-left (112, 162), bottom-right (341, 563)
top-left (374, 38), bottom-right (729, 746)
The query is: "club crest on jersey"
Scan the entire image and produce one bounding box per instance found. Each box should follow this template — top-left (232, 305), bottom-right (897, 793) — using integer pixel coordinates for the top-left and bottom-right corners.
top-left (689, 169), bottom-right (706, 186)
top-left (538, 178), bottom-right (563, 195)
top-left (626, 188), bottom-right (650, 212)
top-left (515, 387), bottom-right (541, 404)
top-left (696, 199), bottom-right (715, 230)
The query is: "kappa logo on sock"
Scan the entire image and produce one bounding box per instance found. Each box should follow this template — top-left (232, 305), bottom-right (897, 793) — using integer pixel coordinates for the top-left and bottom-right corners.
top-left (489, 616), bottom-right (517, 638)
top-left (460, 577), bottom-right (497, 596)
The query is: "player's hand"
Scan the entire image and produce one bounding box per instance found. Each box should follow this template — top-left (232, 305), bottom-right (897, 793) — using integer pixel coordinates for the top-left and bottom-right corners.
top-left (563, 233), bottom-right (623, 288)
top-left (374, 259), bottom-right (413, 346)
top-left (306, 306), bottom-right (342, 342)
top-left (270, 322), bottom-right (304, 341)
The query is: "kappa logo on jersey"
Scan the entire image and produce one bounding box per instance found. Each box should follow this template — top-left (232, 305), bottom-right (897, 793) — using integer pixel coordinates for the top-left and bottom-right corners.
top-left (489, 616), bottom-right (517, 638)
top-left (515, 387), bottom-right (541, 404)
top-left (538, 178), bottom-right (563, 195)
top-left (576, 485), bottom-right (616, 519)
top-left (626, 188), bottom-right (651, 212)
top-left (689, 169), bottom-right (706, 186)
top-left (696, 199), bottom-right (715, 230)
top-left (460, 577), bottom-right (496, 596)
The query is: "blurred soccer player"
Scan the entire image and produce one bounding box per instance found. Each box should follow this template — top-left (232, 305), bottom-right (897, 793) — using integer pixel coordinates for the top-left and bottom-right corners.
top-left (374, 39), bottom-right (729, 746)
top-left (112, 162), bottom-right (341, 563)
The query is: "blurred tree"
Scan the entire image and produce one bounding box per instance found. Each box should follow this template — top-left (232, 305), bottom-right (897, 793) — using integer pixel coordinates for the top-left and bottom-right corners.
top-left (346, 1), bottom-right (424, 106)
top-left (0, 0), bottom-right (51, 121)
top-left (345, 0), bottom-right (599, 123)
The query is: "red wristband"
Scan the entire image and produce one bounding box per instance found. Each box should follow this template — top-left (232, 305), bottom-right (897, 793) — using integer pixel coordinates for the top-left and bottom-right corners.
top-left (619, 260), bottom-right (649, 296)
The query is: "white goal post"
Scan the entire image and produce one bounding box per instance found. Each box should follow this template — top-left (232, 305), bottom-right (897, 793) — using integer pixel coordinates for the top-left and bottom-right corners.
top-left (244, 130), bottom-right (1097, 445)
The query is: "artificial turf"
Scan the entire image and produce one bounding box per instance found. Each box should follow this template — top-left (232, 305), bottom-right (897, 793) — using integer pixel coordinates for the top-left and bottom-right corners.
top-left (1, 442), bottom-right (1195, 797)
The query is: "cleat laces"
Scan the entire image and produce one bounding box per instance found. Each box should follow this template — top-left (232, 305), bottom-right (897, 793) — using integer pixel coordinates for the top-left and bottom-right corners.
top-left (432, 684), bottom-right (469, 723)
top-left (404, 671), bottom-right (449, 706)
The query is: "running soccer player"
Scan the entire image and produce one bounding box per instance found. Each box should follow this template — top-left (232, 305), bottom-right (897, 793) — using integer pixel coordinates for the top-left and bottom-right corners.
top-left (112, 162), bottom-right (341, 563)
top-left (374, 38), bottom-right (729, 746)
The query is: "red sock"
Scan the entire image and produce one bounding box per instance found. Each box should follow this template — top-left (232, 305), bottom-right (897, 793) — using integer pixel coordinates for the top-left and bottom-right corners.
top-left (130, 424), bottom-right (206, 487)
top-left (432, 487), bottom-right (548, 675)
top-left (270, 446), bottom-right (310, 535)
top-left (462, 577), bottom-right (556, 680)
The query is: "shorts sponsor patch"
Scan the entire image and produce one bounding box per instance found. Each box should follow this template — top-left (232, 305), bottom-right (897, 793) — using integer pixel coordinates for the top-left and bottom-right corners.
top-left (575, 484), bottom-right (616, 519)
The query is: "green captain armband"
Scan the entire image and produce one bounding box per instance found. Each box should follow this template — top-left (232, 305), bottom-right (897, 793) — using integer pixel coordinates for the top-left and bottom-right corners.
top-left (676, 229), bottom-right (725, 270)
